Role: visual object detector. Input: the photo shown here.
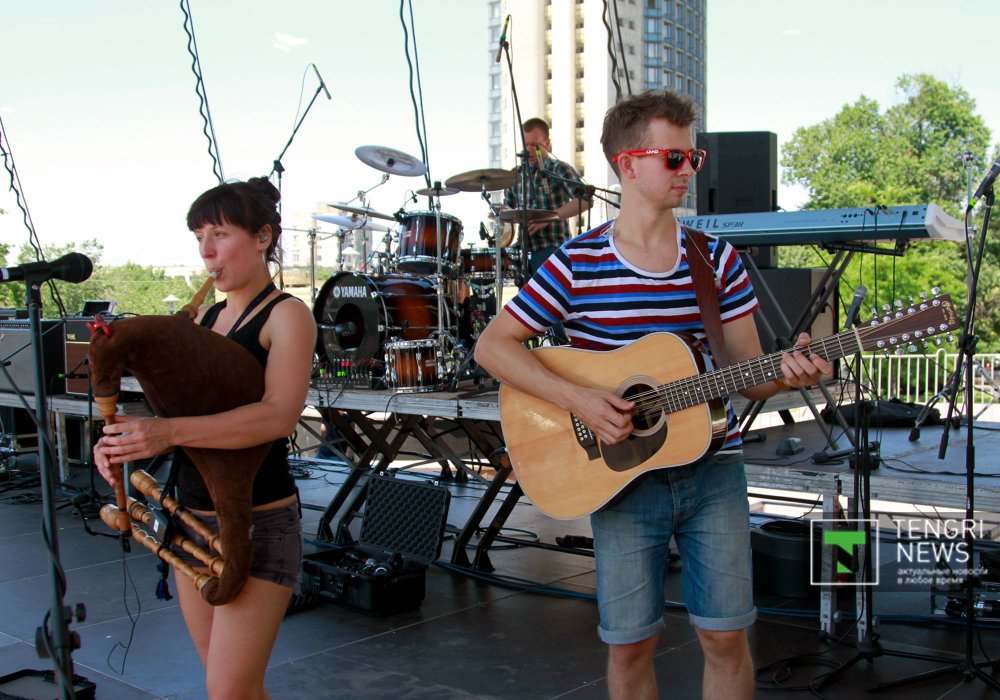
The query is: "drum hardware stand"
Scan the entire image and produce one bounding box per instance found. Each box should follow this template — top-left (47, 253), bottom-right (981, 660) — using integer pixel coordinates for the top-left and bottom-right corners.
top-left (866, 183), bottom-right (1000, 694)
top-left (427, 184), bottom-right (460, 388)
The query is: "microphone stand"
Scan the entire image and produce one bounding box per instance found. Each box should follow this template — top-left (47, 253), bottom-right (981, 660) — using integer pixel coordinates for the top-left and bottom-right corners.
top-left (815, 301), bottom-right (952, 693)
top-left (869, 190), bottom-right (1000, 693)
top-left (498, 31), bottom-right (532, 284)
top-left (2, 275), bottom-right (87, 699)
top-left (269, 77), bottom-right (329, 288)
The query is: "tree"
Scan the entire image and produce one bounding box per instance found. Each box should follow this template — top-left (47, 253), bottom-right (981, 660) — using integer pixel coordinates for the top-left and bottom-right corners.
top-left (0, 240), bottom-right (213, 318)
top-left (780, 73), bottom-right (997, 349)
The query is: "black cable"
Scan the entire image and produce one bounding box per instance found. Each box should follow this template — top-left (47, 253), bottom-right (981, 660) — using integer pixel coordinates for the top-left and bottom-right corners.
top-left (105, 545), bottom-right (141, 675)
top-left (179, 0), bottom-right (224, 184)
top-left (610, 0), bottom-right (632, 97)
top-left (601, 1), bottom-right (622, 103)
top-left (0, 114), bottom-right (70, 317)
top-left (398, 0), bottom-right (431, 188)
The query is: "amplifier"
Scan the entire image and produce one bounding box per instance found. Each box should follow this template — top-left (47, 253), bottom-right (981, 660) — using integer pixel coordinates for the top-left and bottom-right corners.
top-left (0, 320), bottom-right (66, 395)
top-left (65, 317), bottom-right (140, 398)
top-left (64, 318), bottom-right (94, 396)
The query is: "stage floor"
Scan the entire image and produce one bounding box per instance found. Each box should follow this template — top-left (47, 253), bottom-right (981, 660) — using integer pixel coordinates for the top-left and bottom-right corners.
top-left (1, 418), bottom-right (1000, 699)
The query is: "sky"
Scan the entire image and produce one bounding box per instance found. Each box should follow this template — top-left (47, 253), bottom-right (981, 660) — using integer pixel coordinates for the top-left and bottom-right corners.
top-left (1, 0), bottom-right (998, 273)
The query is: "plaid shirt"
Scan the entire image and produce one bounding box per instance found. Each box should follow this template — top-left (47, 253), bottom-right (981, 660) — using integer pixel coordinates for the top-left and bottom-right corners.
top-left (504, 158), bottom-right (586, 253)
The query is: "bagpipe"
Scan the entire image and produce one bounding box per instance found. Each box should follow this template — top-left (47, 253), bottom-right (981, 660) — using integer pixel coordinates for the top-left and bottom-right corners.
top-left (89, 276), bottom-right (272, 606)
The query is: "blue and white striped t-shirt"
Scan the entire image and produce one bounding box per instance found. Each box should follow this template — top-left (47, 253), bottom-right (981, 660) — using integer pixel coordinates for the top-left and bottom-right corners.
top-left (504, 220), bottom-right (759, 451)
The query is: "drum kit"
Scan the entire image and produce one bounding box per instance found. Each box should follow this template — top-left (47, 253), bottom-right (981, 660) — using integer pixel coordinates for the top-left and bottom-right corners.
top-left (311, 145), bottom-right (557, 394)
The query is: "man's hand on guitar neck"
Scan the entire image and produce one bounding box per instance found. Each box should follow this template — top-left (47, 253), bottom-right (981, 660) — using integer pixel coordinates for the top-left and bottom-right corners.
top-left (565, 386), bottom-right (635, 445)
top-left (775, 332), bottom-right (833, 394)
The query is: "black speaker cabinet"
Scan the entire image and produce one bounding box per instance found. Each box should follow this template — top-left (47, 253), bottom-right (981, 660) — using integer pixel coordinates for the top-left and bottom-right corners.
top-left (750, 268), bottom-right (838, 357)
top-left (0, 319), bottom-right (65, 395)
top-left (696, 131), bottom-right (777, 215)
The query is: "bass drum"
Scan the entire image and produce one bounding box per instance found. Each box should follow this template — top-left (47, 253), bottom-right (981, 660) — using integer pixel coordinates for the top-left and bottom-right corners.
top-left (313, 272), bottom-right (450, 364)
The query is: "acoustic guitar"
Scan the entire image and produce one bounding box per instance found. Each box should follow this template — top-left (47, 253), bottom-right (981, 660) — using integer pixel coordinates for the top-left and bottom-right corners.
top-left (499, 293), bottom-right (959, 519)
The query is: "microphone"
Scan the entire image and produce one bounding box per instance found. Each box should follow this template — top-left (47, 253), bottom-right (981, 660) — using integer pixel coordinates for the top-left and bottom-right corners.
top-left (319, 321), bottom-right (357, 336)
top-left (479, 222), bottom-right (488, 241)
top-left (495, 14), bottom-right (510, 63)
top-left (968, 156), bottom-right (1000, 209)
top-left (0, 252), bottom-right (93, 284)
top-left (842, 284), bottom-right (867, 331)
top-left (312, 63), bottom-right (331, 100)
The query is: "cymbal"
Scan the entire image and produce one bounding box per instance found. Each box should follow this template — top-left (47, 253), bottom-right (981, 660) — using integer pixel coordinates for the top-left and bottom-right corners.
top-left (415, 184), bottom-right (459, 197)
top-left (313, 214), bottom-right (389, 232)
top-left (496, 208), bottom-right (558, 224)
top-left (445, 168), bottom-right (516, 192)
top-left (325, 203), bottom-right (394, 221)
top-left (355, 145), bottom-right (427, 177)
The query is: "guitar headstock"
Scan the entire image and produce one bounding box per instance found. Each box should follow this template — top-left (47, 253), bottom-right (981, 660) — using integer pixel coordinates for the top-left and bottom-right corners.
top-left (858, 289), bottom-right (960, 355)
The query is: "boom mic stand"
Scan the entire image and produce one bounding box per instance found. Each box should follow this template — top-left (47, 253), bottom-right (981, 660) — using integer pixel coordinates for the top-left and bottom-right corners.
top-left (0, 274), bottom-right (89, 699)
top-left (497, 26), bottom-right (533, 285)
top-left (870, 190), bottom-right (1000, 693)
top-left (815, 299), bottom-right (958, 692)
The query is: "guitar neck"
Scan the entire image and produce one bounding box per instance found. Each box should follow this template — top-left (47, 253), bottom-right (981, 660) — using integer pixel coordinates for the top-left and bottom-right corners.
top-left (657, 294), bottom-right (956, 413)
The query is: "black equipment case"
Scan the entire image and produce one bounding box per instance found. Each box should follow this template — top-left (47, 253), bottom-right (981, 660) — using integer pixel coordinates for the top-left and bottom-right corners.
top-left (301, 475), bottom-right (450, 615)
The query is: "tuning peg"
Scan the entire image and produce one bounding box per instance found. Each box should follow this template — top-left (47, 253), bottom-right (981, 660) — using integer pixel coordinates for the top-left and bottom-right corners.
top-left (934, 338), bottom-right (943, 346)
top-left (908, 343), bottom-right (918, 353)
top-left (894, 347), bottom-right (905, 355)
top-left (918, 290), bottom-right (929, 301)
top-left (931, 286), bottom-right (942, 296)
top-left (946, 333), bottom-right (956, 343)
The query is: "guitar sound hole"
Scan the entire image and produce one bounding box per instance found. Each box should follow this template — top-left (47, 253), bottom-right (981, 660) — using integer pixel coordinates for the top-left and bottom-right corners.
top-left (622, 383), bottom-right (659, 431)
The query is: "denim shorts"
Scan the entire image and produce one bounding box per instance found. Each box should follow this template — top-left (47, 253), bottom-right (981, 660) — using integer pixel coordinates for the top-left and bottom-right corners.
top-left (591, 452), bottom-right (756, 645)
top-left (170, 500), bottom-right (303, 590)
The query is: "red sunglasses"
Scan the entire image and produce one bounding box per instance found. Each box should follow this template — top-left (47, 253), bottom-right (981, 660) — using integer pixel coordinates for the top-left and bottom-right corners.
top-left (612, 148), bottom-right (707, 172)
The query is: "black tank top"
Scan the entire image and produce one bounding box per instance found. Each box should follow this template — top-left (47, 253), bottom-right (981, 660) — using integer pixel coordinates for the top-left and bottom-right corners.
top-left (174, 292), bottom-right (299, 509)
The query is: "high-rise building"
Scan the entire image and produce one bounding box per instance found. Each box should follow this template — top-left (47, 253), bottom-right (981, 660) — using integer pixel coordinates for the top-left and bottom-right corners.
top-left (487, 0), bottom-right (706, 218)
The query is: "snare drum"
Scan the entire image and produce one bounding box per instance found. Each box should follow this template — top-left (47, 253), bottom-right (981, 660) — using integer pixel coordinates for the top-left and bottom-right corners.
top-left (312, 272), bottom-right (451, 364)
top-left (460, 247), bottom-right (518, 280)
top-left (397, 211), bottom-right (463, 274)
top-left (385, 339), bottom-right (441, 392)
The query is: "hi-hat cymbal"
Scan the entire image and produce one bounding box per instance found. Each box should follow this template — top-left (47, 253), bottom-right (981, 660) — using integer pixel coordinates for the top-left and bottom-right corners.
top-left (445, 168), bottom-right (516, 192)
top-left (325, 203), bottom-right (394, 221)
top-left (415, 184), bottom-right (459, 197)
top-left (313, 214), bottom-right (389, 232)
top-left (496, 208), bottom-right (559, 224)
top-left (355, 145), bottom-right (427, 177)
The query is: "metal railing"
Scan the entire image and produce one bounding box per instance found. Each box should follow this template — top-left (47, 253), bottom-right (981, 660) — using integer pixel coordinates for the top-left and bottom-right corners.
top-left (846, 350), bottom-right (1000, 409)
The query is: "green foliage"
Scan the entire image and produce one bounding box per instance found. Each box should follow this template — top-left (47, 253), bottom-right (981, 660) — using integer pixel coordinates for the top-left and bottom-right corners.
top-left (0, 240), bottom-right (213, 318)
top-left (780, 73), bottom-right (997, 349)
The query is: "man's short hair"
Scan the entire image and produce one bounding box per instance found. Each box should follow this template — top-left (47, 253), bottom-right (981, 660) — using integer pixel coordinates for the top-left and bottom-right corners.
top-left (522, 117), bottom-right (550, 138)
top-left (601, 90), bottom-right (700, 175)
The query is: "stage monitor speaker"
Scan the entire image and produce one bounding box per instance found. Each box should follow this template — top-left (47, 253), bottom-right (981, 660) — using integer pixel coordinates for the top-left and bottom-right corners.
top-left (751, 268), bottom-right (838, 361)
top-left (0, 320), bottom-right (66, 396)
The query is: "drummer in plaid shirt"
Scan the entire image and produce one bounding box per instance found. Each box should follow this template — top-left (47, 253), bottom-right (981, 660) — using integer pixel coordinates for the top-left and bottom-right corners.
top-left (505, 118), bottom-right (593, 277)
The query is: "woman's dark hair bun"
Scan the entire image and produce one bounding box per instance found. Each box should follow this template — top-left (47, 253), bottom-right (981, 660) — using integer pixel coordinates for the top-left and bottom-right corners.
top-left (246, 176), bottom-right (281, 206)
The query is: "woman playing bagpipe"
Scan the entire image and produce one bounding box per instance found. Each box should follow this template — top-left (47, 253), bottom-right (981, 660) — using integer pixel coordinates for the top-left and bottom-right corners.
top-left (93, 177), bottom-right (316, 700)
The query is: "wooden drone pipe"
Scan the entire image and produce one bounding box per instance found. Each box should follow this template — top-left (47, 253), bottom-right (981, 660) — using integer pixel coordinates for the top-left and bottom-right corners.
top-left (129, 469), bottom-right (223, 556)
top-left (100, 504), bottom-right (215, 593)
top-left (125, 498), bottom-right (225, 576)
top-left (176, 274), bottom-right (215, 320)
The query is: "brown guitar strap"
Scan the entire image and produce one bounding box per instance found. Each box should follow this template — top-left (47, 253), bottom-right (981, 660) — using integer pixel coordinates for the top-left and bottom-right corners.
top-left (684, 226), bottom-right (730, 369)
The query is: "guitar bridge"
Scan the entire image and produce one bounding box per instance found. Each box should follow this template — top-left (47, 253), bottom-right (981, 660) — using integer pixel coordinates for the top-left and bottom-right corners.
top-left (570, 414), bottom-right (601, 461)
